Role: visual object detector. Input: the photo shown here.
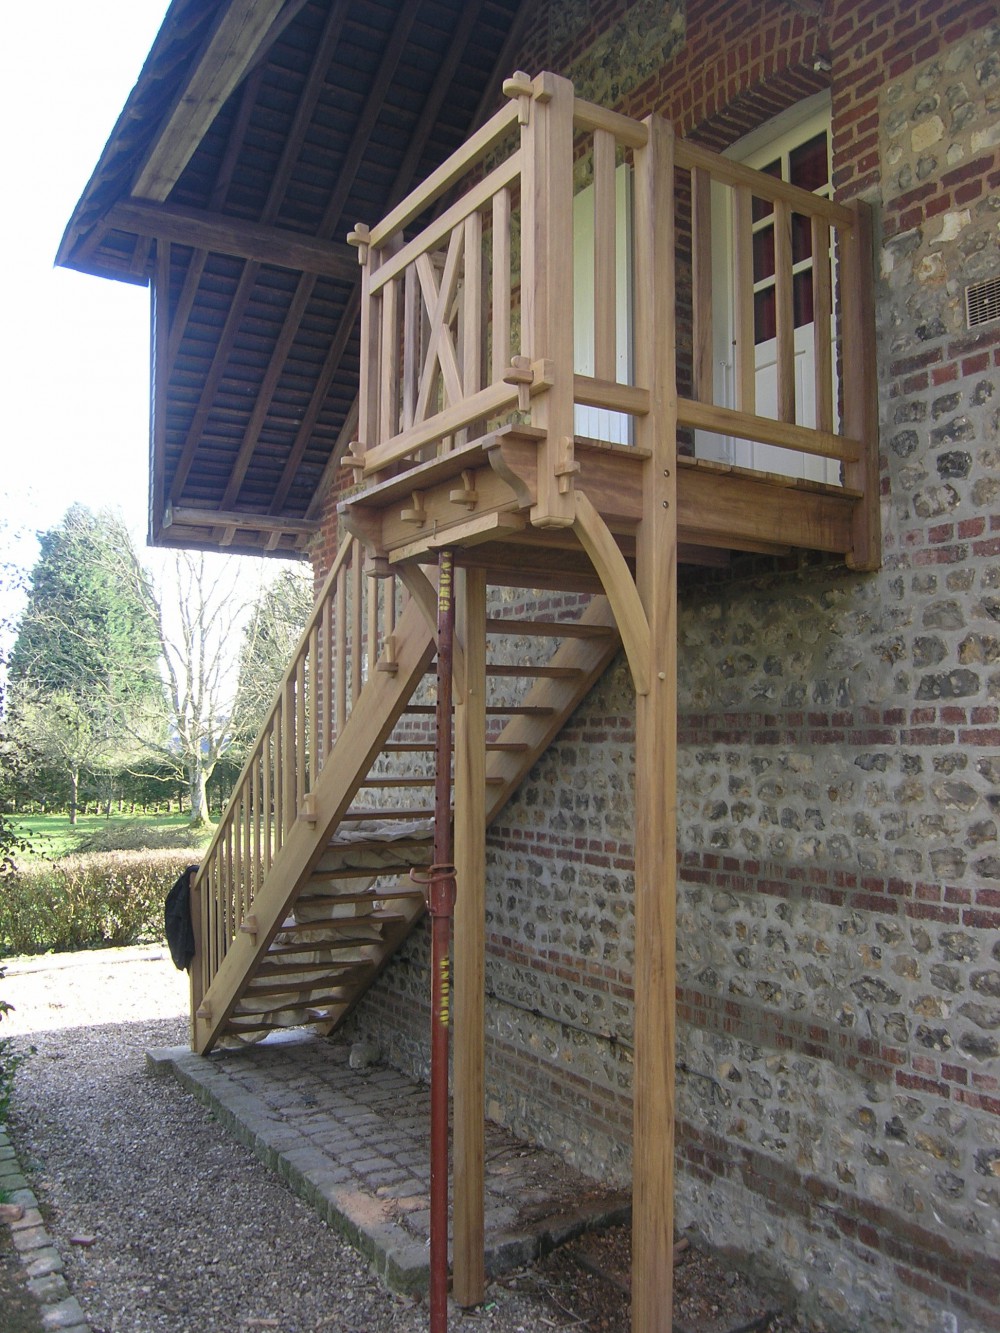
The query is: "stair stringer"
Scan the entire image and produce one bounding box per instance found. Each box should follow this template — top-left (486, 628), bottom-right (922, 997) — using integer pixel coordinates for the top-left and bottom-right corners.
top-left (314, 595), bottom-right (623, 1038)
top-left (193, 596), bottom-right (437, 1054)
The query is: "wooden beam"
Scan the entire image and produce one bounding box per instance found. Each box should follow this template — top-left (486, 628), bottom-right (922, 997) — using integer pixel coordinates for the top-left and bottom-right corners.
top-left (108, 201), bottom-right (357, 279)
top-left (453, 566), bottom-right (487, 1308)
top-left (150, 239), bottom-right (171, 543)
top-left (630, 110), bottom-right (678, 1333)
top-left (132, 0), bottom-right (288, 202)
top-left (840, 202), bottom-right (881, 573)
top-left (164, 505), bottom-right (317, 535)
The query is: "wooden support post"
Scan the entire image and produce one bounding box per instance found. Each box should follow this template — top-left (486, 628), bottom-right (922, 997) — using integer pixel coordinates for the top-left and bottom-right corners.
top-left (840, 202), bottom-right (881, 573)
top-left (631, 111), bottom-right (678, 1333)
top-left (188, 869), bottom-right (204, 1051)
top-left (522, 71), bottom-right (576, 529)
top-left (453, 566), bottom-right (487, 1307)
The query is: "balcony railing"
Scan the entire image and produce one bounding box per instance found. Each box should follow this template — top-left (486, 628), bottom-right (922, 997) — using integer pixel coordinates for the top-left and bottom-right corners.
top-left (346, 70), bottom-right (877, 565)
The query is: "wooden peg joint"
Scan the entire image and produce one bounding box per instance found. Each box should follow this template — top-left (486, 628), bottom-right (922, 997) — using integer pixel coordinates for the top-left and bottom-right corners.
top-left (377, 632), bottom-right (400, 674)
top-left (196, 1001), bottom-right (212, 1020)
top-left (401, 491), bottom-right (426, 526)
top-left (502, 70), bottom-right (534, 125)
top-left (348, 441), bottom-right (366, 477)
top-left (448, 469), bottom-right (479, 510)
top-left (347, 224), bottom-right (371, 264)
top-left (503, 355), bottom-right (534, 413)
top-left (301, 794), bottom-right (318, 825)
top-left (554, 437), bottom-right (581, 495)
top-left (239, 915), bottom-right (259, 939)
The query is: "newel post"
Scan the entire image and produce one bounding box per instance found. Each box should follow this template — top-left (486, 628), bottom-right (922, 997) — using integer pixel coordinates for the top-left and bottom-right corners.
top-left (512, 71), bottom-right (577, 529)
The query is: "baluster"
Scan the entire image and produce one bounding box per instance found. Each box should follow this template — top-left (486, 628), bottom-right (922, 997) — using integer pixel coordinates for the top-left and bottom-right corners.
top-left (380, 274), bottom-right (400, 443)
top-left (774, 198), bottom-right (795, 423)
top-left (351, 539), bottom-right (363, 702)
top-left (232, 792), bottom-right (244, 930)
top-left (812, 215), bottom-right (834, 434)
top-left (251, 755), bottom-right (261, 906)
top-left (492, 188), bottom-right (511, 384)
top-left (732, 185), bottom-right (755, 416)
top-left (691, 166), bottom-right (713, 404)
top-left (593, 128), bottom-right (617, 384)
top-left (463, 210), bottom-right (483, 441)
top-left (262, 727), bottom-right (273, 873)
top-left (295, 653), bottom-right (307, 814)
top-left (274, 697), bottom-right (284, 852)
top-left (320, 593), bottom-right (333, 765)
top-left (308, 622), bottom-right (319, 789)
top-left (336, 562), bottom-right (347, 734)
top-left (403, 264), bottom-right (419, 430)
top-left (367, 568), bottom-right (379, 667)
top-left (284, 669), bottom-right (297, 833)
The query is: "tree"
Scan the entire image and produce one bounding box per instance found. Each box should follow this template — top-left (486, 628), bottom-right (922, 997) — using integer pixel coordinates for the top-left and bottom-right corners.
top-left (230, 566), bottom-right (314, 763)
top-left (7, 506), bottom-right (165, 821)
top-left (127, 552), bottom-right (263, 829)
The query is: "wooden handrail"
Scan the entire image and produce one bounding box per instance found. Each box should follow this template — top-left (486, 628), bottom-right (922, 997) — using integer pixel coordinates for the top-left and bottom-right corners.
top-left (192, 531), bottom-right (396, 1006)
top-left (349, 69), bottom-right (876, 506)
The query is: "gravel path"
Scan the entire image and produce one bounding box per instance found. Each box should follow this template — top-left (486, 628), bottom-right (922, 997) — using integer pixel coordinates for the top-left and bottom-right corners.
top-left (3, 947), bottom-right (811, 1333)
top-left (1, 947), bottom-right (568, 1333)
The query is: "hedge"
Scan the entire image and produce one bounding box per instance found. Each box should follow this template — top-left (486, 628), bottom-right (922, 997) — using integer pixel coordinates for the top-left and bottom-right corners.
top-left (0, 851), bottom-right (197, 957)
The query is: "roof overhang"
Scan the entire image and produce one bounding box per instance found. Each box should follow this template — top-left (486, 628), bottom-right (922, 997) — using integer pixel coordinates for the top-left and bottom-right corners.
top-left (59, 0), bottom-right (531, 559)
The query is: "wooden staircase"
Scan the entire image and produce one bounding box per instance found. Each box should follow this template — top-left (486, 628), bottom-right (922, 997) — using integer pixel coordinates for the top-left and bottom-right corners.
top-left (189, 538), bottom-right (620, 1054)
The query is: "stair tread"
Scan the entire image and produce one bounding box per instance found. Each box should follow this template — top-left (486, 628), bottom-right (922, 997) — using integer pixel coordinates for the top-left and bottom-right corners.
top-left (266, 936), bottom-right (389, 956)
top-left (380, 741), bottom-right (531, 752)
top-left (253, 957), bottom-right (373, 977)
top-left (485, 617), bottom-right (616, 639)
top-left (341, 807), bottom-right (434, 821)
top-left (247, 966), bottom-right (374, 996)
top-left (402, 704), bottom-right (555, 716)
top-left (276, 912), bottom-right (412, 934)
top-left (486, 663), bottom-right (583, 678)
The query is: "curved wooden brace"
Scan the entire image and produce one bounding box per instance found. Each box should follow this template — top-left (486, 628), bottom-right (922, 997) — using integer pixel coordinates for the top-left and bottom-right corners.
top-left (397, 561), bottom-right (467, 704)
top-left (572, 491), bottom-right (650, 696)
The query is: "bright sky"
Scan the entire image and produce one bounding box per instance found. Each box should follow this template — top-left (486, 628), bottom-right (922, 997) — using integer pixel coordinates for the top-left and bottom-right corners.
top-left (1, 2), bottom-right (170, 564)
top-left (0, 2), bottom-right (296, 663)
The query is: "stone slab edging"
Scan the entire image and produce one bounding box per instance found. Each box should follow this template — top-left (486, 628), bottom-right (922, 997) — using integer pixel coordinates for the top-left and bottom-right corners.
top-left (147, 1044), bottom-right (632, 1294)
top-left (0, 1122), bottom-right (92, 1332)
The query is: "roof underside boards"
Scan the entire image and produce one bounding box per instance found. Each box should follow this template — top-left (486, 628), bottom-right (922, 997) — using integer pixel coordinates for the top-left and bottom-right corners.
top-left (58, 0), bottom-right (530, 559)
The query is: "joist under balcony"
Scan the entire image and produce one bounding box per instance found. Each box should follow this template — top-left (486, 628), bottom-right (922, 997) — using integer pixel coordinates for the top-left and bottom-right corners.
top-left (340, 422), bottom-right (865, 583)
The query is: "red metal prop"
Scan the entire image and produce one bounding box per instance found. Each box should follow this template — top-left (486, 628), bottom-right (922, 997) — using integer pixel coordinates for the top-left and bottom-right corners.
top-left (425, 549), bottom-right (456, 1333)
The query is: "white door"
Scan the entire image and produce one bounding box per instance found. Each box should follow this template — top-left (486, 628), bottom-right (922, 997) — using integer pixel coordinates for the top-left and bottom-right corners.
top-left (696, 94), bottom-right (838, 484)
top-left (572, 164), bottom-right (632, 445)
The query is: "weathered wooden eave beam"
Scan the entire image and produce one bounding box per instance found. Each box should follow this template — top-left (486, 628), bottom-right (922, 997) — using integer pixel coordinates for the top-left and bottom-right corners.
top-left (107, 201), bottom-right (358, 279)
top-left (164, 504), bottom-right (318, 537)
top-left (131, 0), bottom-right (288, 202)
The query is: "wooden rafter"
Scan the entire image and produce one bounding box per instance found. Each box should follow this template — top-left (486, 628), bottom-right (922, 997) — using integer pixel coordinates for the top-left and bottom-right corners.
top-left (132, 0), bottom-right (288, 202)
top-left (164, 67), bottom-right (263, 374)
top-left (221, 0), bottom-right (423, 511)
top-left (274, 0), bottom-right (525, 522)
top-left (109, 201), bottom-right (357, 279)
top-left (167, 0), bottom-right (352, 505)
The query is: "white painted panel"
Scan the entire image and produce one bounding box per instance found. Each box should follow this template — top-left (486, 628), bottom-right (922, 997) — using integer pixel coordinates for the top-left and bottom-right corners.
top-left (573, 165), bottom-right (632, 444)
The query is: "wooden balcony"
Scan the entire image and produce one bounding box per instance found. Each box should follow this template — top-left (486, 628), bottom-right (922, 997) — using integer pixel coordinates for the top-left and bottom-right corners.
top-left (340, 70), bottom-right (879, 581)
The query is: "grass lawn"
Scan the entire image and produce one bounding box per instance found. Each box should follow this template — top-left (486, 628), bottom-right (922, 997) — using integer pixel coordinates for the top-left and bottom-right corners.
top-left (13, 813), bottom-right (215, 861)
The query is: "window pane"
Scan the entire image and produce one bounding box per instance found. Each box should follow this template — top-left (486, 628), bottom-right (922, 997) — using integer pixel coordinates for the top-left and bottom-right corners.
top-left (751, 160), bottom-right (781, 221)
top-left (755, 287), bottom-right (776, 343)
top-left (791, 212), bottom-right (812, 265)
top-left (789, 131), bottom-right (828, 193)
top-left (753, 224), bottom-right (775, 281)
top-left (793, 269), bottom-right (814, 328)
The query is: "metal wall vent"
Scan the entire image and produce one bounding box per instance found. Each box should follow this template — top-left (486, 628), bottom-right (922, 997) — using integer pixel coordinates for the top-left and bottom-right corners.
top-left (966, 276), bottom-right (1000, 329)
